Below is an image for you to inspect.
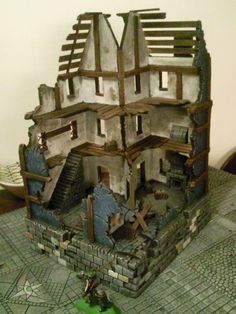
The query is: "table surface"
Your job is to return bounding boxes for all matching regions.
[0,167,236,314]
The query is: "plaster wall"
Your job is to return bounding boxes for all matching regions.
[122,13,150,103]
[83,155,125,195]
[132,148,168,184]
[150,72,177,99]
[85,112,122,148]
[149,107,194,142]
[125,113,151,147]
[59,76,119,108]
[124,72,150,104]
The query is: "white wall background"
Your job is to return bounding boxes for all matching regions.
[0,0,236,167]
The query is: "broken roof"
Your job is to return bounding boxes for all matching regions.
[58,8,203,77]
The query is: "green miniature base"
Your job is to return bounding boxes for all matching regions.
[74,298,121,314]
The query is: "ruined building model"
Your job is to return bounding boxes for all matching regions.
[20,8,212,297]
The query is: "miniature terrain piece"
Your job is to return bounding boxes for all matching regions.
[20,8,212,297]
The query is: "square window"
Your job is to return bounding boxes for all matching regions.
[97,119,106,137]
[159,71,168,91]
[66,77,75,97]
[95,77,104,96]
[134,74,141,94]
[136,115,143,135]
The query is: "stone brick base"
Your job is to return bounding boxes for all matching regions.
[25,197,211,297]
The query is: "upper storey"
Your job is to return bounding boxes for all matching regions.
[27,8,210,121]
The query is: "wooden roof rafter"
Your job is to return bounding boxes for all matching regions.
[59,13,93,74]
[137,11,201,58]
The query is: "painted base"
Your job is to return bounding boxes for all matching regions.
[74,298,120,314]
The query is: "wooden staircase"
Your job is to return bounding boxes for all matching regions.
[49,152,84,211]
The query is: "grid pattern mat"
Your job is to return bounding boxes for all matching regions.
[0,167,236,313]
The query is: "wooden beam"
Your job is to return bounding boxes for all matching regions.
[139,12,166,19]
[66,33,88,40]
[144,30,197,37]
[72,23,91,31]
[59,61,81,72]
[136,212,148,231]
[87,195,95,242]
[185,148,210,167]
[134,15,140,69]
[59,52,83,63]
[149,65,198,75]
[22,171,52,183]
[54,82,61,110]
[176,73,183,99]
[147,39,196,46]
[195,122,210,133]
[44,124,71,139]
[61,42,85,51]
[132,204,151,231]
[129,175,136,209]
[189,170,208,188]
[117,49,125,106]
[142,21,198,28]
[28,195,45,205]
[93,14,101,72]
[187,101,212,113]
[149,48,196,54]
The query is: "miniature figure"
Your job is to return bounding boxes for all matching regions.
[75,270,120,313]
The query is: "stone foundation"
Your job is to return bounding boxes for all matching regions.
[25,197,211,298]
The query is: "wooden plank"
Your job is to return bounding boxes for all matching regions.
[117,49,125,106]
[59,52,83,63]
[124,65,149,77]
[195,122,210,133]
[142,21,198,28]
[139,12,166,19]
[147,39,196,46]
[162,140,192,154]
[54,82,61,110]
[44,124,71,139]
[28,195,44,205]
[72,23,91,31]
[132,204,151,231]
[66,33,88,40]
[185,148,209,167]
[129,175,136,209]
[61,42,85,51]
[176,73,183,99]
[59,61,80,71]
[136,212,148,231]
[187,101,212,113]
[93,14,101,72]
[87,195,95,242]
[77,14,93,21]
[134,15,140,69]
[189,170,208,188]
[149,47,196,54]
[149,65,198,75]
[23,171,52,183]
[144,30,197,37]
